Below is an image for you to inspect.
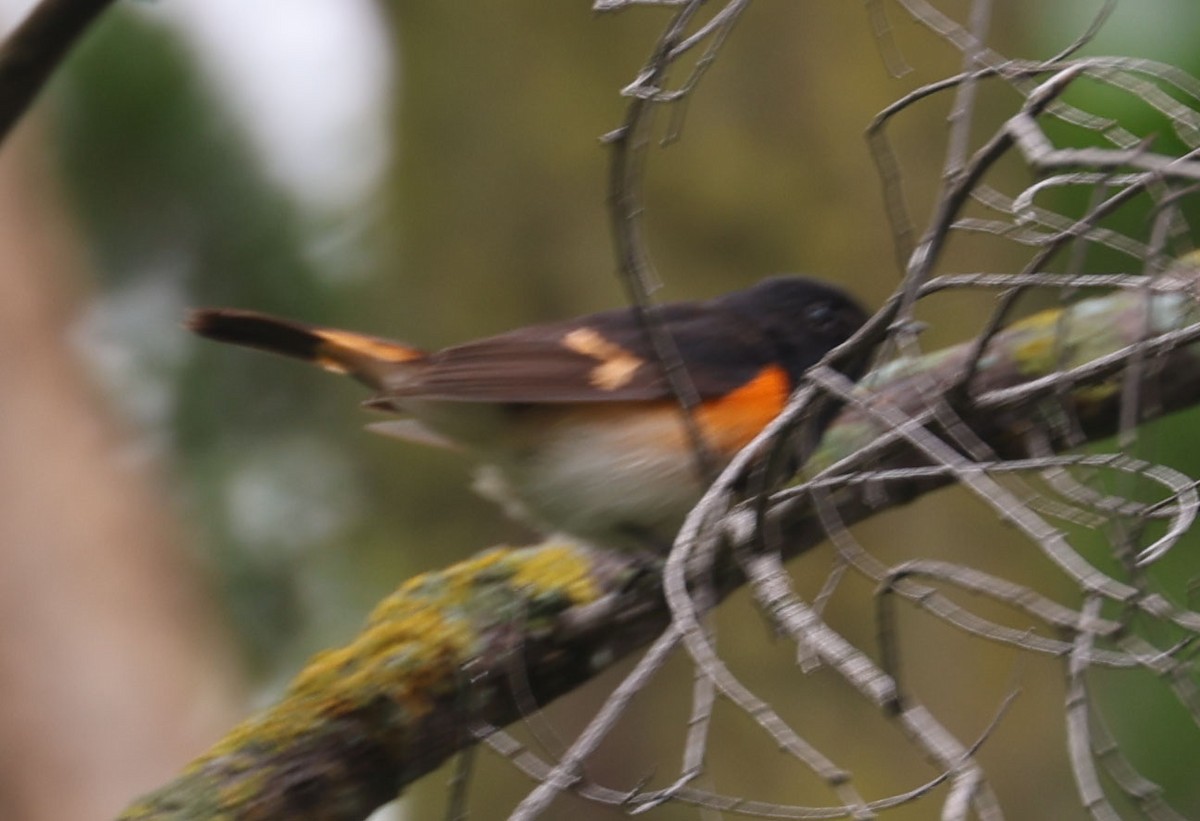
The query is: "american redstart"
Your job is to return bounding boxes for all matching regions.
[188,276,867,549]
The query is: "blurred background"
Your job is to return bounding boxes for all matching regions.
[3,0,1200,818]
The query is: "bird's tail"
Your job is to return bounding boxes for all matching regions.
[187,308,425,389]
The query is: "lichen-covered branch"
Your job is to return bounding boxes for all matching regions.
[120,260,1200,821]
[120,544,664,821]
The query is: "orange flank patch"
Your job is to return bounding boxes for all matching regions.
[313,329,422,373]
[694,365,789,454]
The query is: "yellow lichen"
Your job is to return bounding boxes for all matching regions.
[1074,382,1119,405]
[1007,308,1067,376]
[507,544,601,605]
[1012,334,1058,376]
[183,541,600,776]
[1006,306,1064,335]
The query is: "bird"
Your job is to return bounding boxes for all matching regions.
[188,276,868,550]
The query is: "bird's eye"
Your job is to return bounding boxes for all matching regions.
[803,301,838,331]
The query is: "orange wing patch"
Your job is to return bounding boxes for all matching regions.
[694,365,789,454]
[561,327,644,391]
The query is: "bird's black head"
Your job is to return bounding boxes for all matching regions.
[723,275,870,383]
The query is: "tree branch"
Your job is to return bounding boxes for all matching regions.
[119,258,1200,821]
[0,0,116,145]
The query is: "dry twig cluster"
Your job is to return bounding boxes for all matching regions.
[566,1,1200,818]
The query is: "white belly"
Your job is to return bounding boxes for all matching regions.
[475,404,709,549]
[377,399,714,550]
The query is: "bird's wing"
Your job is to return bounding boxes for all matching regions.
[399,302,782,403]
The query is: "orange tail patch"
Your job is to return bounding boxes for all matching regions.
[308,329,423,374]
[188,309,424,388]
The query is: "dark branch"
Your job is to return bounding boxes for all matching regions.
[0,0,116,145]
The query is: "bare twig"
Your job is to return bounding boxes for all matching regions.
[603,0,735,482]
